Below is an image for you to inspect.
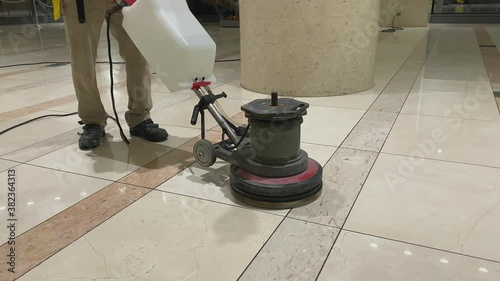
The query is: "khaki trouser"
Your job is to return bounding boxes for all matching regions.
[62,0,152,127]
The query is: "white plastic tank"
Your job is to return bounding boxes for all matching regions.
[122,0,217,92]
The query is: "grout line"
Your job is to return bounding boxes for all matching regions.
[240,29,435,281]
[301,142,339,149]
[397,111,500,123]
[151,188,287,219]
[379,151,500,170]
[285,216,341,230]
[9,184,156,281]
[343,229,500,265]
[236,215,288,281]
[314,30,439,281]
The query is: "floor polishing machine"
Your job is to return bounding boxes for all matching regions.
[120,0,323,208]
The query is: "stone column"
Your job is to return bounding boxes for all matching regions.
[240,0,380,97]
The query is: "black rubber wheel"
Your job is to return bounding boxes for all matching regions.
[194,139,217,167]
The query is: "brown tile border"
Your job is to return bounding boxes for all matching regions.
[475,27,500,94]
[0,67,44,78]
[475,27,496,47]
[0,122,230,280]
[119,130,221,188]
[0,83,126,124]
[0,182,149,281]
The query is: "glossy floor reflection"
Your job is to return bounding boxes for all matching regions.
[1,22,500,281]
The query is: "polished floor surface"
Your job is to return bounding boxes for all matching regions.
[0,22,500,281]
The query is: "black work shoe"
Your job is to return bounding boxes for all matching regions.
[79,124,105,150]
[130,119,168,142]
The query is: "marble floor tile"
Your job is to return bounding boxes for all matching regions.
[214,79,270,100]
[342,111,398,152]
[412,75,493,94]
[301,143,338,167]
[47,88,191,116]
[0,182,150,280]
[382,85,411,95]
[2,128,82,163]
[0,159,18,172]
[402,90,500,121]
[317,230,500,281]
[289,148,378,227]
[152,96,250,129]
[387,70,420,89]
[382,113,500,168]
[0,164,111,244]
[0,110,81,156]
[119,131,221,189]
[0,77,41,91]
[28,126,199,181]
[239,218,339,281]
[151,77,172,93]
[0,82,77,108]
[4,64,72,83]
[154,141,335,214]
[301,106,365,147]
[17,190,282,281]
[345,153,500,261]
[369,93,408,113]
[295,89,380,111]
[0,104,21,115]
[156,160,289,216]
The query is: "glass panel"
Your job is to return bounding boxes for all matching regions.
[433,0,500,14]
[0,0,54,19]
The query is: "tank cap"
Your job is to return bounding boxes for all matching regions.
[241,92,309,121]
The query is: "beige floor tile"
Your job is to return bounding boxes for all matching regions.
[239,218,339,281]
[0,164,111,244]
[301,143,338,167]
[0,82,76,108]
[152,96,251,129]
[289,148,378,227]
[0,77,41,91]
[412,75,493,94]
[345,153,500,261]
[342,111,398,152]
[18,190,282,281]
[0,104,22,115]
[403,90,500,121]
[382,113,500,168]
[156,159,289,216]
[5,64,72,83]
[301,106,365,147]
[0,181,149,280]
[369,93,408,113]
[296,89,380,111]
[0,110,81,156]
[48,89,190,116]
[0,159,18,172]
[157,142,334,215]
[318,231,500,281]
[2,128,82,163]
[213,79,269,100]
[28,126,199,181]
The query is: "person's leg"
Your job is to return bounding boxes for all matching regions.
[63,0,109,149]
[106,0,168,142]
[62,0,108,127]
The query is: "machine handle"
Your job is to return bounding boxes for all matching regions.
[191,105,200,125]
